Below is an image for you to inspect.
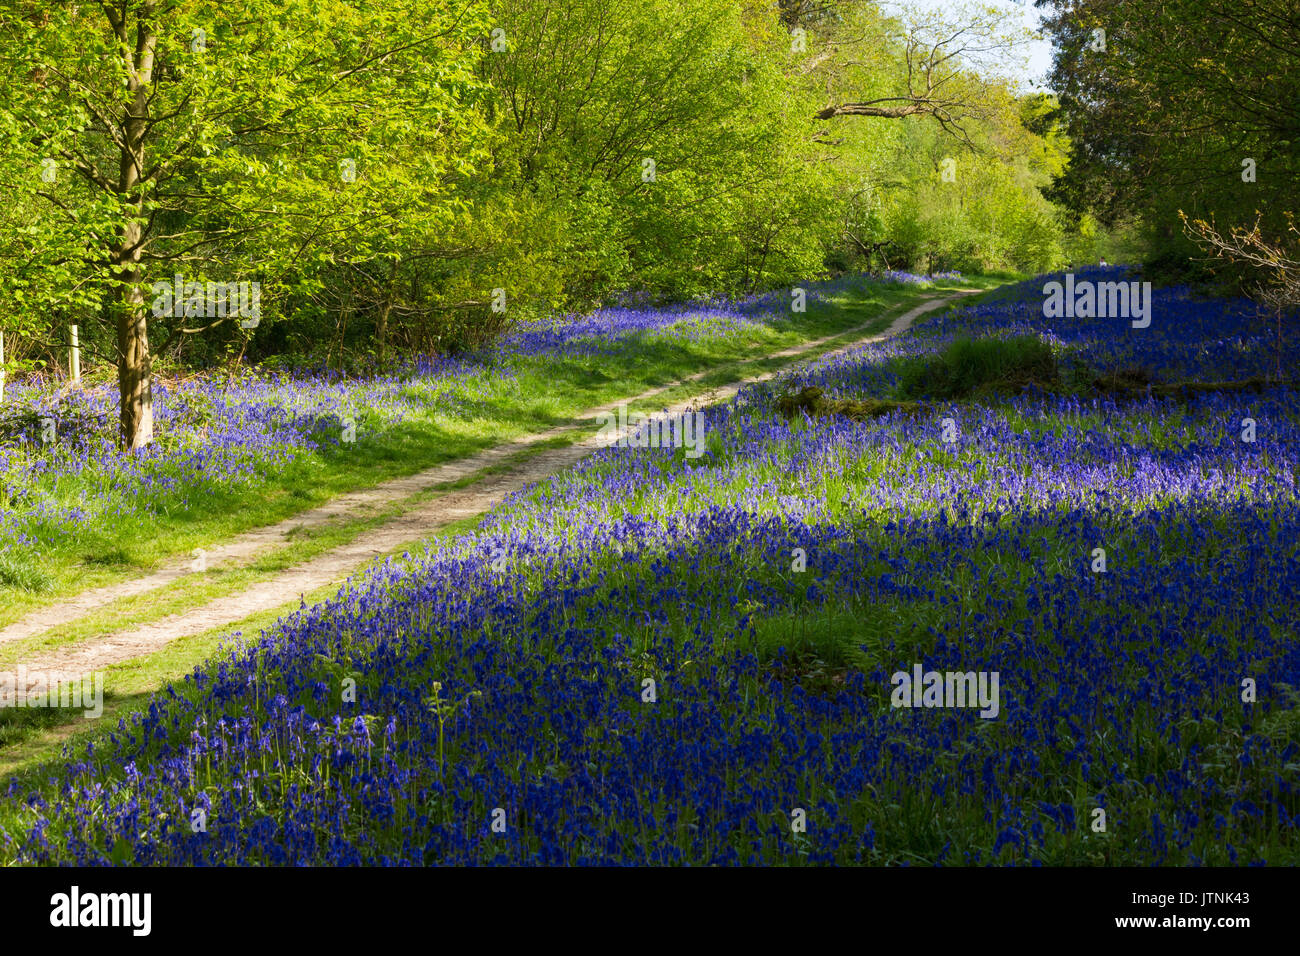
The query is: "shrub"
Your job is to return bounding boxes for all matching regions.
[895,335,1058,399]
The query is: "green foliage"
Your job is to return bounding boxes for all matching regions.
[0,0,1083,386]
[895,335,1059,400]
[800,6,1070,275]
[864,92,1068,275]
[1042,0,1298,282]
[480,0,836,303]
[0,0,496,392]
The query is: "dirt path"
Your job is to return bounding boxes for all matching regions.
[5,291,974,685]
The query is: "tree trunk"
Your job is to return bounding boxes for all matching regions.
[113,240,153,449]
[754,230,774,292]
[111,178,153,449]
[108,6,157,450]
[376,258,399,367]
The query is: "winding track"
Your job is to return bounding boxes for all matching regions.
[3,291,977,687]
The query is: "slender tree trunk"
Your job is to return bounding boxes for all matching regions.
[227,333,249,385]
[375,300,390,367]
[754,230,774,291]
[69,323,80,382]
[108,6,157,450]
[113,235,153,449]
[376,258,399,367]
[336,289,353,373]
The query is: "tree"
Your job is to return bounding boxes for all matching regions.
[1040,0,1300,275]
[480,0,832,302]
[0,0,493,447]
[807,2,1032,152]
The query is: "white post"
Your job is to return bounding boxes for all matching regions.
[69,323,80,383]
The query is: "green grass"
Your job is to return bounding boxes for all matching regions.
[0,550,53,592]
[895,334,1059,400]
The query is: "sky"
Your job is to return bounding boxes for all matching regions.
[880,0,1057,91]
